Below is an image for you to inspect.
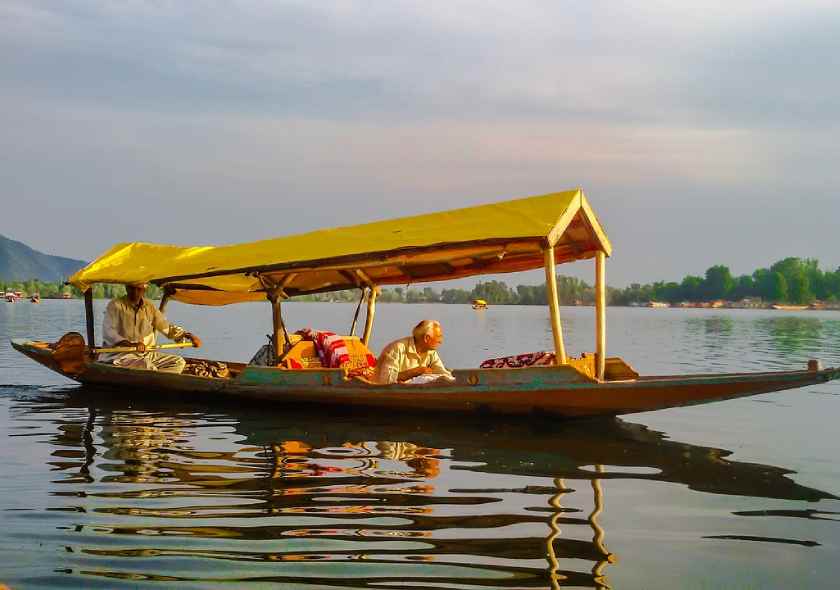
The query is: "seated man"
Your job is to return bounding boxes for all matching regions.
[376,320,453,384]
[101,282,201,373]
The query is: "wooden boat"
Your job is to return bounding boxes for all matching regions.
[771,304,809,311]
[30,293,41,304]
[11,189,840,418]
[471,298,488,310]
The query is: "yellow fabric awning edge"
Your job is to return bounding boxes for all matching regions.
[69,189,612,305]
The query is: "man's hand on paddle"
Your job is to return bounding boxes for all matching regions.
[185,333,202,348]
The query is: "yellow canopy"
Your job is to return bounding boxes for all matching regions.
[69,189,611,305]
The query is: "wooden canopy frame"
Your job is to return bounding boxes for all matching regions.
[72,189,611,379]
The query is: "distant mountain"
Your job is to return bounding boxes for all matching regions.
[0,234,87,282]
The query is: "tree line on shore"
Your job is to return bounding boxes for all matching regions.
[0,280,162,300]
[4,257,838,306]
[613,257,840,306]
[295,257,840,306]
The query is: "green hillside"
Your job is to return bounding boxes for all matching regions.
[0,234,87,282]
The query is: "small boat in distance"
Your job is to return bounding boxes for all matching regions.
[61,292,72,299]
[771,304,809,311]
[645,301,669,308]
[30,293,41,304]
[11,189,840,418]
[472,298,488,310]
[4,292,17,303]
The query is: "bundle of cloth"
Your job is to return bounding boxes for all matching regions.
[183,359,230,378]
[479,351,556,369]
[248,341,275,366]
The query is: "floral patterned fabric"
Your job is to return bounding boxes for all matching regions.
[479,351,556,369]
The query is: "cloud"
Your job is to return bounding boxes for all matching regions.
[1,1,839,284]
[4,1,838,125]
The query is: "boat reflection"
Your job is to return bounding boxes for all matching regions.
[18,390,834,589]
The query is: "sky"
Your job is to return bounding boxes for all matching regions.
[2,0,839,288]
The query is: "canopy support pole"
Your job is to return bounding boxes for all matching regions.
[84,289,95,347]
[543,248,567,365]
[350,288,366,336]
[595,250,606,381]
[362,287,378,346]
[269,294,291,366]
[272,299,282,366]
[258,274,293,365]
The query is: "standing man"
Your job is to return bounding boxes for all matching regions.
[376,320,453,384]
[101,282,201,373]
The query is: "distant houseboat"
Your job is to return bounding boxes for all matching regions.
[727,298,763,309]
[771,304,808,311]
[646,301,669,308]
[471,299,488,310]
[61,292,72,299]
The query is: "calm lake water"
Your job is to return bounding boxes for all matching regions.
[2,300,840,588]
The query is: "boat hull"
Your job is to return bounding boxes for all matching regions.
[11,339,840,418]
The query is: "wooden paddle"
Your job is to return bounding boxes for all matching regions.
[91,342,196,354]
[49,332,197,376]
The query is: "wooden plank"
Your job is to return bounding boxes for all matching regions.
[543,248,567,364]
[354,269,374,287]
[280,273,297,288]
[152,237,534,285]
[339,269,362,288]
[595,250,606,381]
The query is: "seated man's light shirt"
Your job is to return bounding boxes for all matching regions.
[102,297,185,349]
[376,336,452,384]
[101,296,187,371]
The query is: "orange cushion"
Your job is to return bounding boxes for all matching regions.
[281,335,376,378]
[282,341,323,369]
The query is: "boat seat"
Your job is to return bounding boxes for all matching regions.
[566,355,596,380]
[281,335,377,379]
[575,353,640,381]
[281,341,323,369]
[604,357,639,380]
